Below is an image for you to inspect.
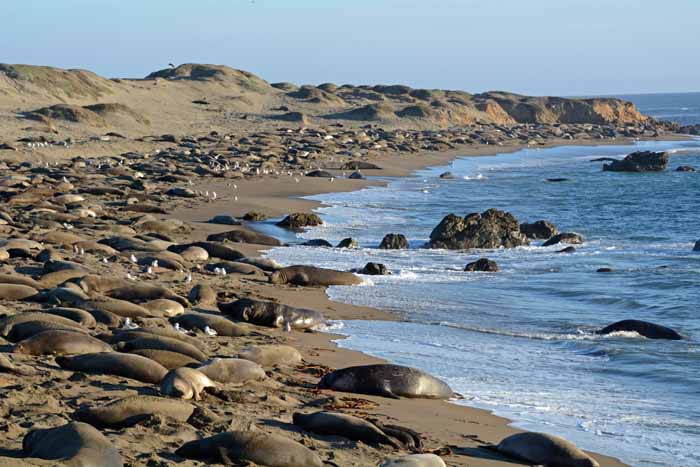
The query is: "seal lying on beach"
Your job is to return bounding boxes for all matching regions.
[237,344,302,367]
[22,421,122,467]
[56,352,169,384]
[595,319,682,340]
[494,432,599,467]
[196,358,266,384]
[293,411,400,447]
[318,364,454,399]
[160,367,217,400]
[219,297,325,330]
[13,330,113,355]
[270,265,362,286]
[74,395,195,428]
[380,454,447,467]
[170,312,249,337]
[175,430,323,467]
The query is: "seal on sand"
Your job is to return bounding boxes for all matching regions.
[128,349,200,370]
[175,430,323,467]
[237,344,302,367]
[74,395,195,428]
[219,297,325,330]
[495,432,600,467]
[380,454,447,467]
[269,265,362,286]
[196,358,266,384]
[116,335,207,361]
[22,422,122,467]
[56,352,168,384]
[293,411,400,447]
[318,364,454,399]
[13,330,113,356]
[595,319,682,340]
[160,367,217,400]
[170,313,248,337]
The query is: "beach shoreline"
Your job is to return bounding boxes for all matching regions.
[168,136,690,467]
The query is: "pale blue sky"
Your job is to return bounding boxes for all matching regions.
[3,0,698,95]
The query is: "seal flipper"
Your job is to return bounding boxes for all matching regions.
[376,383,400,399]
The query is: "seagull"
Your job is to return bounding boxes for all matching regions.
[168,63,175,68]
[204,326,218,336]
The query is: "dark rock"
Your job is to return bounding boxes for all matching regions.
[303,239,332,247]
[306,170,333,178]
[242,211,268,222]
[336,238,359,249]
[358,262,389,275]
[439,171,454,179]
[675,166,695,172]
[520,220,558,239]
[208,215,241,225]
[276,213,323,230]
[464,258,499,272]
[590,157,618,162]
[428,209,529,250]
[341,161,382,170]
[595,319,682,340]
[596,267,613,273]
[543,232,583,247]
[602,151,668,172]
[557,246,576,253]
[693,239,700,251]
[379,233,409,249]
[348,171,364,179]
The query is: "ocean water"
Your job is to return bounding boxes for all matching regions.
[618,92,700,126]
[263,137,700,467]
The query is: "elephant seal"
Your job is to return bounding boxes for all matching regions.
[13,330,113,356]
[109,325,207,352]
[205,261,266,276]
[495,432,599,467]
[318,364,454,399]
[238,344,302,367]
[219,298,326,330]
[0,312,86,336]
[78,275,188,307]
[293,411,399,447]
[595,319,682,340]
[0,352,36,376]
[170,313,248,337]
[160,367,217,400]
[142,299,185,317]
[38,269,89,288]
[380,454,446,467]
[206,228,282,246]
[7,320,89,342]
[188,283,217,306]
[74,395,195,428]
[0,283,38,300]
[270,265,362,287]
[175,430,323,467]
[56,352,168,384]
[0,273,42,289]
[238,256,283,272]
[196,358,266,384]
[81,298,154,319]
[22,421,122,467]
[128,349,200,369]
[169,241,244,262]
[116,335,207,361]
[41,307,97,328]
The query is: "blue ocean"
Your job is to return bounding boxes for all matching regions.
[264,94,700,467]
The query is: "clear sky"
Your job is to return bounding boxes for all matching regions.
[3,0,698,96]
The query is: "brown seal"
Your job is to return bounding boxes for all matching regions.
[74,395,195,428]
[56,352,168,384]
[196,358,266,384]
[237,344,302,367]
[12,330,113,356]
[160,367,217,400]
[269,265,362,286]
[495,432,599,467]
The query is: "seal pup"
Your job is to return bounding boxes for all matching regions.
[22,421,122,467]
[175,430,323,467]
[56,352,168,384]
[318,364,454,399]
[595,319,682,340]
[495,432,600,467]
[74,395,195,428]
[160,367,217,400]
[13,330,113,356]
[196,358,266,384]
[380,454,447,467]
[293,411,400,447]
[270,265,362,286]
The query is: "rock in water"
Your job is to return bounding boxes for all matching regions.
[693,239,700,251]
[542,232,583,247]
[359,262,389,275]
[379,233,408,249]
[675,165,695,172]
[276,212,323,230]
[520,220,558,239]
[602,151,668,172]
[336,237,359,248]
[464,258,499,272]
[428,209,529,249]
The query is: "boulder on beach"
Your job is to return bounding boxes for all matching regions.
[464,258,499,272]
[358,262,390,275]
[520,220,558,239]
[428,209,529,250]
[306,169,333,178]
[303,239,332,247]
[276,213,323,230]
[242,211,268,221]
[348,171,364,179]
[543,232,583,247]
[602,151,668,172]
[379,233,408,249]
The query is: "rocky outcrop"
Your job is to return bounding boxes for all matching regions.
[464,258,499,272]
[603,151,669,172]
[542,232,583,247]
[358,262,390,275]
[693,239,700,251]
[675,166,695,172]
[336,238,358,249]
[276,213,323,230]
[520,220,558,239]
[428,209,529,250]
[303,239,332,247]
[379,234,408,249]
